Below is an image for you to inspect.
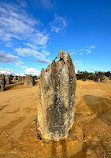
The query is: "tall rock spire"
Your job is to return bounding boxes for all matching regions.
[38,50,76,140]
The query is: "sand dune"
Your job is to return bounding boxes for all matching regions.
[0,80,111,158]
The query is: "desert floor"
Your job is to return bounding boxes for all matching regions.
[0,80,111,158]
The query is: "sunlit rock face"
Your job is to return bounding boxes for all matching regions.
[0,74,5,91]
[38,50,76,140]
[13,76,17,81]
[22,76,25,83]
[18,76,22,82]
[24,75,34,86]
[5,75,10,84]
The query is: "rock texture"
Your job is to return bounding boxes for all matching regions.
[102,76,110,83]
[18,76,22,82]
[13,76,17,81]
[34,76,40,80]
[0,74,5,91]
[38,50,76,140]
[5,75,10,84]
[24,75,34,86]
[22,76,25,83]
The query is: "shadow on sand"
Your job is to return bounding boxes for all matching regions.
[83,95,111,126]
[5,82,24,91]
[51,139,85,158]
[84,95,111,113]
[50,95,111,158]
[83,95,111,157]
[51,140,57,158]
[51,139,68,158]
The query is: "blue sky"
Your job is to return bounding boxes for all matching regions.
[0,0,111,75]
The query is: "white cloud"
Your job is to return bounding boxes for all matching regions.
[15,73,20,76]
[0,68,13,75]
[0,2,49,48]
[75,70,78,74]
[41,50,50,55]
[24,68,40,76]
[74,60,82,65]
[29,59,50,63]
[16,61,24,66]
[0,2,38,41]
[24,43,39,50]
[89,68,97,71]
[0,2,54,66]
[0,51,19,63]
[89,45,96,49]
[79,52,83,55]
[15,48,46,60]
[20,73,25,76]
[5,41,14,47]
[50,15,68,33]
[0,51,24,66]
[31,32,49,47]
[79,45,96,55]
[68,49,76,55]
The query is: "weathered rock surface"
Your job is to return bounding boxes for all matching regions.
[18,76,22,82]
[102,76,110,82]
[38,50,76,140]
[24,75,34,86]
[0,74,5,91]
[13,76,17,81]
[5,75,10,84]
[22,76,25,83]
[34,76,40,80]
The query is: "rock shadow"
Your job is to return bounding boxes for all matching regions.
[34,80,39,85]
[83,95,111,126]
[84,95,111,113]
[5,82,23,90]
[51,139,86,158]
[51,139,68,158]
[60,139,67,158]
[51,140,57,158]
[0,104,9,111]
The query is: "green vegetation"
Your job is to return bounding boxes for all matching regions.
[76,71,111,81]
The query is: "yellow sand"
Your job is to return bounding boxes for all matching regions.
[0,80,111,158]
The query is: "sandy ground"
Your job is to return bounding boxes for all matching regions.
[0,80,111,158]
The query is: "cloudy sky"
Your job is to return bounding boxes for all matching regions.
[0,0,111,75]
